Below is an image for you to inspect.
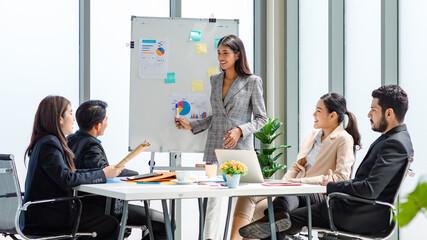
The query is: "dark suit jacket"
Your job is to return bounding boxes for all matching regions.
[22,135,106,235]
[67,130,138,215]
[67,130,138,177]
[327,124,414,235]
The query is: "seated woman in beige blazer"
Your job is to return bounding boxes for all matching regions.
[231,93,361,240]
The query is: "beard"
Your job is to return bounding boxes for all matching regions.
[371,115,388,133]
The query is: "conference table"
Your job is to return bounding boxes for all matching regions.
[75,182,326,240]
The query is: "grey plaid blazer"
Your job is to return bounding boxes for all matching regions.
[191,72,267,163]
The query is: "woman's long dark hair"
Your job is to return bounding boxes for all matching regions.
[25,95,76,172]
[218,35,252,78]
[321,93,361,152]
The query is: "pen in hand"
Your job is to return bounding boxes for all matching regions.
[175,103,179,123]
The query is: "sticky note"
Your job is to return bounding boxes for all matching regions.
[165,72,175,84]
[215,38,221,49]
[192,81,203,92]
[207,67,219,78]
[190,30,202,41]
[196,43,207,54]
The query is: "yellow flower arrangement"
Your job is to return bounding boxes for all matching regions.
[219,160,248,176]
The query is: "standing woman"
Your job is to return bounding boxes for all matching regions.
[21,96,123,239]
[176,35,267,239]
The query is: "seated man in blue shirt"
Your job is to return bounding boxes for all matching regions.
[240,85,414,239]
[68,100,167,240]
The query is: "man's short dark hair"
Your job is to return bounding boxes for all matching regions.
[76,100,108,131]
[372,85,408,123]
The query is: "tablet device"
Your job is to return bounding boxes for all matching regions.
[215,149,264,183]
[127,172,162,181]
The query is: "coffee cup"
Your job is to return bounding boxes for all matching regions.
[205,163,218,178]
[176,171,190,182]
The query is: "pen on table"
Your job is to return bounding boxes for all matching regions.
[175,103,179,123]
[137,182,161,184]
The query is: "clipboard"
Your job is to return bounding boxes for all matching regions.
[115,141,150,168]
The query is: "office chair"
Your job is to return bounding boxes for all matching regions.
[313,156,415,240]
[0,154,96,240]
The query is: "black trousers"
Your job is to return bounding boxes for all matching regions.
[267,193,326,216]
[78,211,120,240]
[124,204,168,239]
[262,194,329,240]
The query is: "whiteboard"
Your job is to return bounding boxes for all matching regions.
[129,17,239,152]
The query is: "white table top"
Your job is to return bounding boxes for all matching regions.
[74,182,326,201]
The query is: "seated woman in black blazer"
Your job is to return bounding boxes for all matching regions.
[22,95,124,239]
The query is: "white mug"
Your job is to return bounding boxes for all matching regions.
[176,171,190,182]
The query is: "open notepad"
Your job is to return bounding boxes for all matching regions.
[115,141,150,168]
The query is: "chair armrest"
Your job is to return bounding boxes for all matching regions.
[20,196,85,236]
[21,195,85,210]
[328,192,376,205]
[326,192,395,232]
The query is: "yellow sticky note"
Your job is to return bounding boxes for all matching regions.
[196,43,207,54]
[207,67,219,78]
[192,81,203,92]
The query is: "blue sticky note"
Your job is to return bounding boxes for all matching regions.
[190,30,202,41]
[165,72,175,84]
[215,38,221,49]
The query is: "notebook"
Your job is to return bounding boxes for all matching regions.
[215,149,264,183]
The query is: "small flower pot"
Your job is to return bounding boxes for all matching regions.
[225,174,241,188]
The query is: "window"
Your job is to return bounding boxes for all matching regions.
[0,0,79,182]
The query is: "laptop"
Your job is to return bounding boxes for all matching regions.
[215,149,264,183]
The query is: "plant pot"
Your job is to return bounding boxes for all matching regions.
[225,174,241,188]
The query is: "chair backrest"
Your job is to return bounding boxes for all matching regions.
[392,156,414,204]
[0,154,23,235]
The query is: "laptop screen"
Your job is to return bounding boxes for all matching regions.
[215,149,264,183]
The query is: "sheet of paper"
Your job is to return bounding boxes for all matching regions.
[192,81,203,92]
[215,38,221,49]
[207,66,219,79]
[138,38,168,79]
[196,43,207,54]
[170,93,210,121]
[190,30,202,41]
[165,72,175,83]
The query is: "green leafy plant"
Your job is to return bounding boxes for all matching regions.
[254,117,291,179]
[397,179,427,227]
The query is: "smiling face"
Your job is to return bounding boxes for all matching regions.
[60,104,75,135]
[217,44,239,72]
[313,99,336,129]
[368,98,388,133]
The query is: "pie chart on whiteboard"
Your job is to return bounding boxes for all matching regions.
[178,101,191,116]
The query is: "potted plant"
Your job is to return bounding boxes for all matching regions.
[220,160,248,188]
[397,179,427,227]
[254,117,291,179]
